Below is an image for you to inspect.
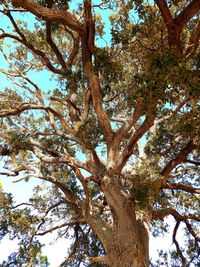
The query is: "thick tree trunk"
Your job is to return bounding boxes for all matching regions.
[101,176,150,267]
[107,216,149,267]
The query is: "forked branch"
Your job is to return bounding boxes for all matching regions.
[155,0,200,51]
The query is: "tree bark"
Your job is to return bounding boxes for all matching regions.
[108,219,149,267]
[101,176,150,267]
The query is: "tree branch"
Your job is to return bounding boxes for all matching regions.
[185,220,200,242]
[186,159,200,166]
[115,115,155,172]
[164,182,200,194]
[0,104,75,135]
[185,21,200,57]
[111,98,144,156]
[36,201,67,231]
[65,28,80,68]
[42,175,83,210]
[46,21,67,70]
[36,221,83,236]
[81,3,114,147]
[0,32,64,74]
[11,202,35,209]
[0,49,45,104]
[175,0,200,27]
[12,0,84,33]
[152,208,200,221]
[84,63,114,146]
[155,0,200,51]
[172,221,186,267]
[160,141,197,182]
[69,162,92,215]
[154,0,174,26]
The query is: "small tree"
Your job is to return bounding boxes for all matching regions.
[0,0,199,266]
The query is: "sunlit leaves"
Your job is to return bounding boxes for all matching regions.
[0,89,22,110]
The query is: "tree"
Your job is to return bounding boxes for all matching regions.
[0,0,199,266]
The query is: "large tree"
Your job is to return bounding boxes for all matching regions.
[0,0,200,266]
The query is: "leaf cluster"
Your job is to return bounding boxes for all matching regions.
[0,89,23,110]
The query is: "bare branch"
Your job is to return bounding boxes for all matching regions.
[155,0,200,30]
[36,221,83,236]
[84,0,95,55]
[40,175,83,210]
[12,202,35,209]
[80,2,114,147]
[110,117,126,123]
[185,220,200,242]
[154,0,199,51]
[186,159,200,166]
[69,162,91,215]
[36,201,68,232]
[74,90,91,132]
[13,174,34,183]
[64,26,80,68]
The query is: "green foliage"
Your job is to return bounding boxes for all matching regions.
[1,241,49,267]
[0,190,49,266]
[76,113,103,148]
[40,134,75,155]
[0,89,22,110]
[7,130,28,148]
[94,47,123,84]
[127,159,161,208]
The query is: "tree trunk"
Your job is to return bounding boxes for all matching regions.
[107,213,149,267]
[167,25,182,53]
[101,176,150,267]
